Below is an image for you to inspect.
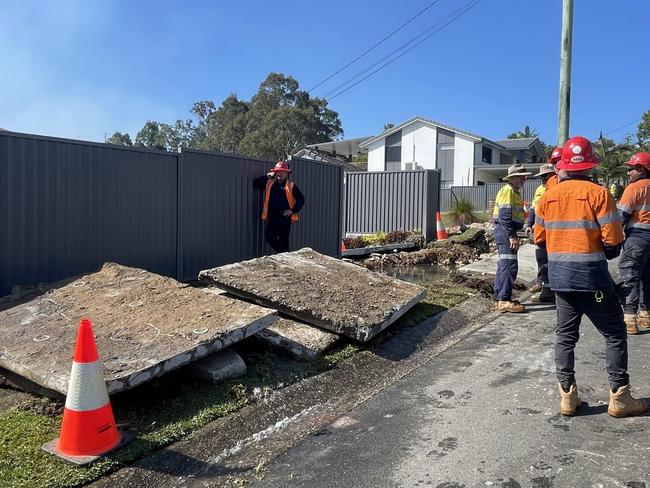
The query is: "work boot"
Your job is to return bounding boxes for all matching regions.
[495,300,526,313]
[528,282,542,293]
[637,310,650,329]
[531,288,555,303]
[624,313,640,335]
[608,384,648,418]
[558,383,580,416]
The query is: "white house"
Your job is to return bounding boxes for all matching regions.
[307,116,546,188]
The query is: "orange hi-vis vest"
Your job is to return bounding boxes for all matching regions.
[262,179,299,223]
[617,179,650,233]
[545,174,559,190]
[534,178,623,291]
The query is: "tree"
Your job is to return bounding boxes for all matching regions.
[637,110,650,151]
[134,121,168,150]
[200,95,249,153]
[507,125,539,139]
[593,134,634,187]
[105,132,132,146]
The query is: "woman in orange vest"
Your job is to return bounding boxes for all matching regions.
[254,161,305,253]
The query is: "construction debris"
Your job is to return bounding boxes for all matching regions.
[257,318,344,361]
[185,349,247,383]
[199,248,426,342]
[0,263,277,396]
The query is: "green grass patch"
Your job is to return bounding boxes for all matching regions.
[440,211,489,228]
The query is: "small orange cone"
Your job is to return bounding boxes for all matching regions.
[43,318,130,465]
[436,212,448,240]
[523,200,530,220]
[341,240,347,252]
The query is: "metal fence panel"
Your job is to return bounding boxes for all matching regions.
[0,132,178,296]
[177,150,343,281]
[345,170,439,241]
[449,186,487,211]
[440,189,452,212]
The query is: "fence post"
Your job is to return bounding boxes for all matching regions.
[423,170,440,242]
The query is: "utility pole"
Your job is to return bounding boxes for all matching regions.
[557,0,574,146]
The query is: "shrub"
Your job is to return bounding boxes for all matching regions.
[450,198,476,226]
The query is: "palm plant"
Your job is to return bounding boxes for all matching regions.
[593,135,634,187]
[507,125,539,139]
[451,198,475,226]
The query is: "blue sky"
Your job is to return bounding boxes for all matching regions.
[1,0,648,146]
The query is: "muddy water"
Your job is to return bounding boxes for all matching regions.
[380,264,452,286]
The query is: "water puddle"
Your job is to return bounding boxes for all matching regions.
[381,264,453,286]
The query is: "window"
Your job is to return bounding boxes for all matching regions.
[437,129,455,188]
[385,130,402,171]
[482,146,492,164]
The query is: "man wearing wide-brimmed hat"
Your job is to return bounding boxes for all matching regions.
[525,163,558,303]
[492,164,533,313]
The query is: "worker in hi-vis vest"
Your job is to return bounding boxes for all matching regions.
[254,161,305,253]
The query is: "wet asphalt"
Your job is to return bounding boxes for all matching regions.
[251,300,650,488]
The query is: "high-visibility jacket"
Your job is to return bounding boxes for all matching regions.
[526,183,546,227]
[534,177,624,292]
[262,179,299,222]
[545,174,559,190]
[493,183,524,237]
[618,178,650,237]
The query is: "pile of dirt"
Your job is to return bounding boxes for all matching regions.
[360,226,492,270]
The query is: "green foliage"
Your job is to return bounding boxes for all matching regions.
[123,73,343,159]
[507,125,538,139]
[638,110,650,151]
[105,132,132,146]
[450,197,475,226]
[593,134,634,187]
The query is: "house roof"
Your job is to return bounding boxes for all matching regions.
[306,136,373,157]
[494,138,539,150]
[359,116,484,149]
[293,148,364,172]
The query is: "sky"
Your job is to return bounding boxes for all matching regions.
[1,0,648,146]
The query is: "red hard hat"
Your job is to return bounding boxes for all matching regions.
[548,147,563,165]
[272,161,292,173]
[557,136,598,171]
[625,152,650,169]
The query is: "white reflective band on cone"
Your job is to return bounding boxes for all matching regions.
[65,361,110,412]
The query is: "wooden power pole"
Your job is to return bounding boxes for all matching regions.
[557,0,574,146]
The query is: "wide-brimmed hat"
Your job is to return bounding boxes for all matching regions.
[503,164,533,180]
[534,163,556,178]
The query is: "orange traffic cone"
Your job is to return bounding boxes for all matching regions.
[436,212,448,240]
[43,318,130,465]
[341,240,347,252]
[523,200,530,220]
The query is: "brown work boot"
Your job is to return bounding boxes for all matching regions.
[495,300,526,313]
[608,384,648,418]
[637,310,650,329]
[528,282,542,293]
[531,288,555,303]
[624,313,640,335]
[558,383,581,416]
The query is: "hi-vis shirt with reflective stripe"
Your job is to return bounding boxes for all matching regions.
[534,179,623,292]
[617,179,650,234]
[492,183,524,236]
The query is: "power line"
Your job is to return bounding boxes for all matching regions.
[307,0,443,93]
[604,117,641,136]
[322,0,478,100]
[327,0,483,101]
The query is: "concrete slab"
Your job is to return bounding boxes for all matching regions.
[185,349,246,383]
[458,243,538,284]
[199,248,426,342]
[0,263,277,396]
[342,242,417,258]
[257,318,344,361]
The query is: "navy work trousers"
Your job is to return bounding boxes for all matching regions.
[493,225,518,301]
[535,243,550,288]
[555,289,629,391]
[619,235,650,314]
[265,216,292,253]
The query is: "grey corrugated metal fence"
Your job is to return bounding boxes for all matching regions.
[178,150,343,281]
[345,170,440,241]
[0,131,343,296]
[441,179,542,213]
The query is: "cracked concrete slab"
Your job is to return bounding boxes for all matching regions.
[199,248,426,342]
[257,318,344,361]
[0,263,277,396]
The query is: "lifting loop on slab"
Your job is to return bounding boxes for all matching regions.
[72,281,87,288]
[33,335,50,342]
[193,328,208,334]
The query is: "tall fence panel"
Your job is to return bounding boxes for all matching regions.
[177,150,343,281]
[345,170,440,241]
[0,132,178,296]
